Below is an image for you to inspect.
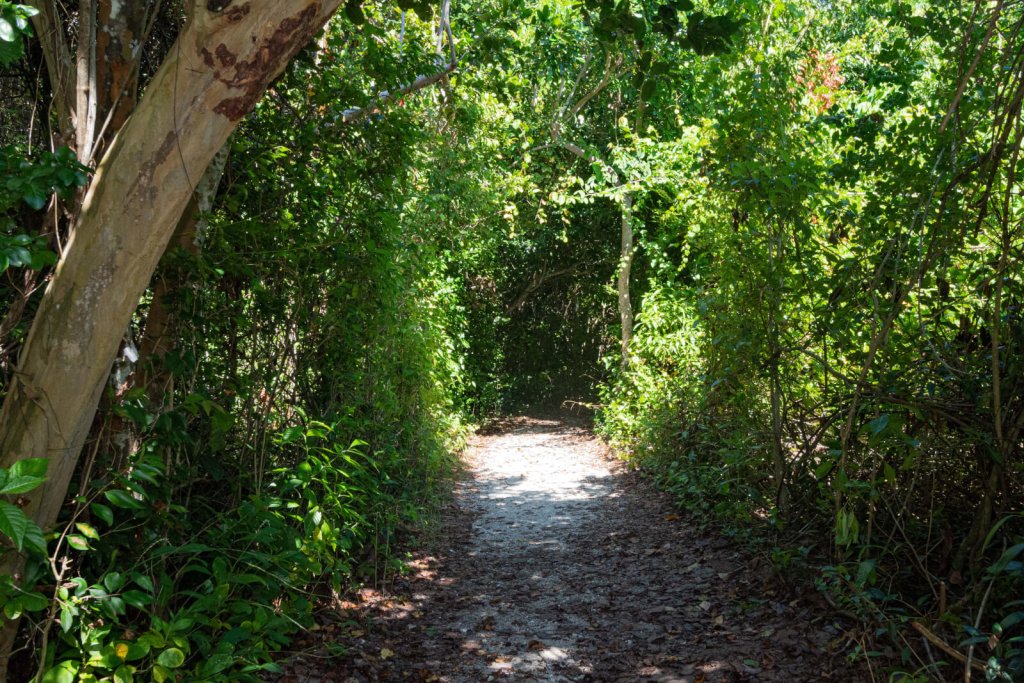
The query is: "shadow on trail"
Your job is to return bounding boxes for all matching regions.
[276,413,863,683]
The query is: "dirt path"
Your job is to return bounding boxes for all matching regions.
[281,415,862,682]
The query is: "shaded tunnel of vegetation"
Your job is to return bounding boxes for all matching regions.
[0,0,1022,681]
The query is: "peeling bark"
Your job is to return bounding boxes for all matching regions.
[0,3,343,677]
[136,142,230,406]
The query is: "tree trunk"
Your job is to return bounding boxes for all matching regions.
[618,193,634,370]
[136,142,230,406]
[0,3,343,677]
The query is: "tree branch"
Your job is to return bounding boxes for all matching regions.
[75,0,98,163]
[28,0,74,141]
[569,52,624,118]
[340,61,457,124]
[507,264,582,313]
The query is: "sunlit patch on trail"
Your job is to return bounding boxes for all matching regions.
[284,415,863,682]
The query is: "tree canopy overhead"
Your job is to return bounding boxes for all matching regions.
[0,0,1022,680]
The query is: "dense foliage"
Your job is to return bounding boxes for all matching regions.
[0,5,477,680]
[0,0,1022,681]
[596,1,1024,679]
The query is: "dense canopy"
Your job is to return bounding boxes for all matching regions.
[0,0,1022,680]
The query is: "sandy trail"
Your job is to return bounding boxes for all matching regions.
[281,414,861,682]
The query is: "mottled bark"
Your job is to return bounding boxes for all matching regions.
[136,143,230,405]
[0,3,343,677]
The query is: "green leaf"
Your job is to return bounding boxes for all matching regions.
[103,571,124,592]
[29,249,58,269]
[10,457,47,478]
[0,457,47,494]
[122,590,152,608]
[20,586,46,608]
[67,534,90,551]
[41,661,78,683]
[91,502,114,526]
[23,523,46,555]
[130,573,154,592]
[60,605,74,632]
[813,458,833,479]
[278,425,304,444]
[105,489,143,509]
[2,599,21,619]
[199,653,234,677]
[4,592,47,618]
[22,191,47,210]
[0,474,45,494]
[867,414,890,435]
[76,522,100,540]
[125,641,150,661]
[138,633,165,650]
[344,0,365,24]
[988,543,1024,576]
[102,595,126,618]
[0,500,30,549]
[0,34,22,66]
[0,17,15,42]
[996,611,1024,633]
[156,647,186,669]
[113,665,133,683]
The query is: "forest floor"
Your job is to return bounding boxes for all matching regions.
[276,412,868,682]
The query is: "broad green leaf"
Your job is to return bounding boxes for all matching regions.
[76,522,100,540]
[91,502,114,526]
[156,647,186,669]
[0,500,30,549]
[67,535,90,551]
[130,573,154,592]
[122,590,152,608]
[0,474,45,494]
[10,457,47,478]
[19,592,48,611]
[103,571,124,592]
[41,661,78,683]
[0,17,15,42]
[199,653,234,677]
[105,489,143,509]
[59,605,74,632]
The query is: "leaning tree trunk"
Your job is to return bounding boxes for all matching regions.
[0,2,343,677]
[618,193,635,370]
[135,143,231,407]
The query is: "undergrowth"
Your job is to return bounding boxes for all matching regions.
[2,408,463,683]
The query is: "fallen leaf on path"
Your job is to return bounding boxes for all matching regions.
[527,639,545,651]
[379,648,395,660]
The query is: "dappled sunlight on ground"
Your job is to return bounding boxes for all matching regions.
[273,412,864,682]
